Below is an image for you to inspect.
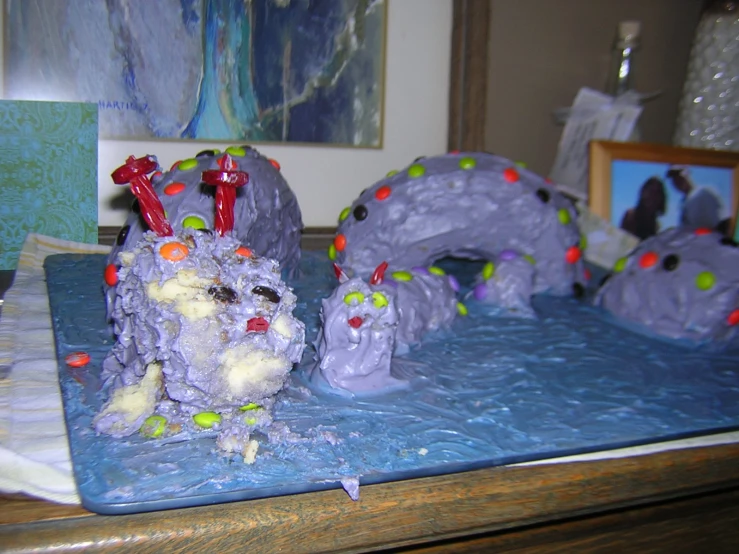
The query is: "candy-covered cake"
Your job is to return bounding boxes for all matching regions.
[595,227,739,349]
[97,153,305,459]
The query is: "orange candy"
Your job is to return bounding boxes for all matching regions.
[159,241,189,261]
[269,158,281,171]
[104,263,118,286]
[235,245,253,257]
[65,351,91,368]
[334,234,347,252]
[164,182,186,195]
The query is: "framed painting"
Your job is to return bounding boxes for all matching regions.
[589,140,739,241]
[3,0,386,146]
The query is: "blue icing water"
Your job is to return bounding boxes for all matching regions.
[45,251,739,514]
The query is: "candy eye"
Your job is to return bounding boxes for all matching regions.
[343,291,365,305]
[209,285,238,304]
[252,286,280,303]
[354,204,368,221]
[372,292,388,308]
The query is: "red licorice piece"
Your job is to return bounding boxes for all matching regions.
[112,155,173,237]
[202,154,249,235]
[370,261,389,285]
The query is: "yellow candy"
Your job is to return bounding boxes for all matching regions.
[557,208,571,225]
[372,291,388,308]
[344,291,365,305]
[428,266,445,276]
[239,403,261,411]
[391,270,413,282]
[140,415,167,438]
[225,145,246,157]
[193,411,222,429]
[178,158,198,171]
[339,207,351,222]
[482,261,495,281]
[328,243,337,261]
[614,257,627,273]
[456,302,468,316]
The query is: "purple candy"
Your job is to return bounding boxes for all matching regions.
[499,249,519,261]
[473,282,488,300]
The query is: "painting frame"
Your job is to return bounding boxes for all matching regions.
[589,140,739,240]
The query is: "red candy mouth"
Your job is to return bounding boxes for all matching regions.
[246,317,269,332]
[348,316,363,329]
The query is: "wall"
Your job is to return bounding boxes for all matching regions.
[484,0,704,177]
[0,0,453,228]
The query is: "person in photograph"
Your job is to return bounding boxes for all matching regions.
[666,165,731,235]
[620,176,667,240]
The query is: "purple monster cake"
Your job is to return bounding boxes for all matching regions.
[97,152,305,460]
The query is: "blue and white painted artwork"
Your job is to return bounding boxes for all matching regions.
[4,0,385,146]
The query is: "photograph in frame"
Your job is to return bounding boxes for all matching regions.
[589,141,739,242]
[3,0,386,146]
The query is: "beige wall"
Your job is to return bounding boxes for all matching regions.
[485,0,704,176]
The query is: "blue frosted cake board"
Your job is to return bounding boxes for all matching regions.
[45,251,739,515]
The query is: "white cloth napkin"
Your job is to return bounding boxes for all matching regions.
[0,233,109,504]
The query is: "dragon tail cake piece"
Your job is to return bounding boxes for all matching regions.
[96,156,305,459]
[594,227,739,349]
[313,262,463,394]
[329,152,587,298]
[105,145,303,319]
[470,250,539,318]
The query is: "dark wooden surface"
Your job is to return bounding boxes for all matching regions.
[1,442,739,552]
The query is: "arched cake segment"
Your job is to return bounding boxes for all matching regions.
[594,228,739,349]
[332,152,585,296]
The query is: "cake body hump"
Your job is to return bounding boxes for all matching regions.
[330,152,586,298]
[595,227,739,349]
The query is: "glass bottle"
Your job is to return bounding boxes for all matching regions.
[673,0,739,150]
[605,21,641,97]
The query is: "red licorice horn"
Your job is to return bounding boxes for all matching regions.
[333,263,349,283]
[112,155,173,237]
[202,154,249,236]
[370,261,389,285]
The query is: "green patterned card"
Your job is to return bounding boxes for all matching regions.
[0,100,98,269]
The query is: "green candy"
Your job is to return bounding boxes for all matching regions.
[344,291,365,305]
[391,270,413,282]
[244,417,257,425]
[407,164,426,178]
[459,157,476,170]
[372,291,389,308]
[613,257,627,273]
[386,169,399,177]
[428,266,445,276]
[557,208,571,225]
[182,215,206,230]
[239,403,261,411]
[178,158,198,171]
[695,271,716,291]
[328,244,337,261]
[580,233,588,250]
[193,411,222,429]
[339,207,351,222]
[140,415,167,438]
[456,302,468,316]
[226,145,246,157]
[523,254,536,265]
[482,261,495,281]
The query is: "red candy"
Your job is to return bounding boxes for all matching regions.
[728,309,739,327]
[375,185,391,200]
[348,316,363,329]
[639,251,659,269]
[164,182,186,196]
[565,246,582,264]
[104,263,118,286]
[503,167,519,183]
[65,351,91,368]
[269,158,281,171]
[694,228,713,236]
[246,317,269,332]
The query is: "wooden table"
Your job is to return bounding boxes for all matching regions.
[2,442,739,552]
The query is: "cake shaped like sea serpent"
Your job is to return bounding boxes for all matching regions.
[329,152,587,297]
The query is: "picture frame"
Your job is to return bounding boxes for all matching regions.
[589,140,739,241]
